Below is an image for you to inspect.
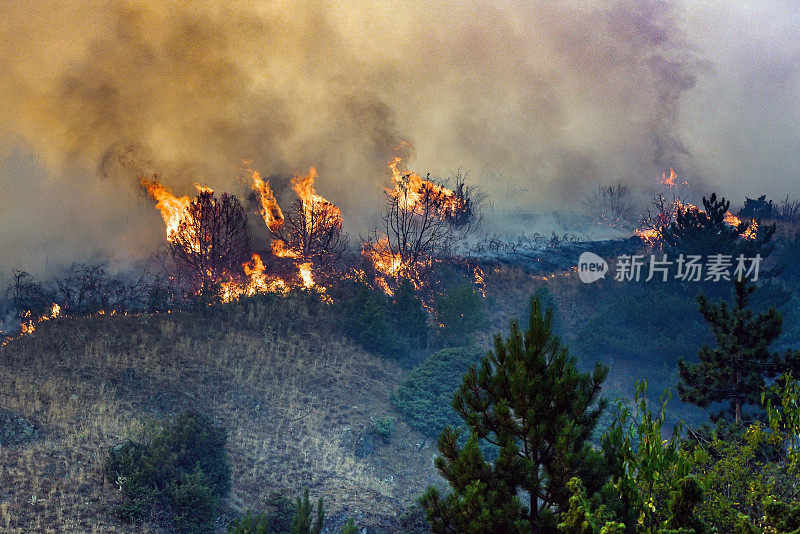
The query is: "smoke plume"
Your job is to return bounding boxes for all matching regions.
[0,0,798,274]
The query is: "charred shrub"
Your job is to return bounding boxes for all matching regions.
[392,346,483,437]
[105,412,231,533]
[584,181,637,228]
[775,196,800,223]
[740,195,774,220]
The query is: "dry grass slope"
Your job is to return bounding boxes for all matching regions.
[0,294,441,533]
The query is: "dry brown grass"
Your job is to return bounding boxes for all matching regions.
[0,294,441,532]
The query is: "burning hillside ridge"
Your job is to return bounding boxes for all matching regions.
[1,152,786,348]
[634,168,759,247]
[136,152,484,312]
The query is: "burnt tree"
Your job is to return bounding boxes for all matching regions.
[364,170,483,279]
[169,190,251,291]
[270,197,346,268]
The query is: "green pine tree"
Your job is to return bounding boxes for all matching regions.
[420,296,609,532]
[340,518,358,534]
[678,280,800,425]
[290,489,323,534]
[663,193,775,258]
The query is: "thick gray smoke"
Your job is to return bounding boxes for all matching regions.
[0,0,798,275]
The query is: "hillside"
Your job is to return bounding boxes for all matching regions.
[0,295,441,533]
[1,240,798,532]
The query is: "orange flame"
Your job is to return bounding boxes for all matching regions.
[2,303,62,345]
[298,262,314,288]
[140,176,192,238]
[140,176,214,251]
[219,253,292,302]
[387,157,465,217]
[724,212,759,240]
[636,169,757,244]
[139,177,214,237]
[473,266,486,297]
[250,166,340,284]
[291,167,343,237]
[660,168,677,188]
[249,168,284,233]
[363,236,403,278]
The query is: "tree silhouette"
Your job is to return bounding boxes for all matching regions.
[169,190,251,292]
[363,169,484,285]
[270,197,346,269]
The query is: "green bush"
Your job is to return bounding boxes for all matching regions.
[371,415,396,444]
[391,278,429,346]
[433,282,487,345]
[329,278,428,360]
[392,346,483,437]
[105,412,231,533]
[229,490,359,534]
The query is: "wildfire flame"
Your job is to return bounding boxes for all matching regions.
[291,167,343,240]
[387,157,465,218]
[2,302,62,346]
[250,166,341,288]
[298,262,315,288]
[363,236,403,278]
[660,168,677,188]
[635,170,758,245]
[363,155,466,293]
[140,176,213,240]
[219,253,290,302]
[249,168,284,233]
[473,266,486,297]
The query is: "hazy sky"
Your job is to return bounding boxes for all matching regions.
[0,0,798,275]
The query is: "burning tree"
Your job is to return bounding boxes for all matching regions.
[141,176,251,293]
[636,190,688,246]
[663,193,774,259]
[635,169,762,250]
[363,158,484,289]
[6,269,52,319]
[270,169,345,267]
[251,168,346,284]
[169,190,251,291]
